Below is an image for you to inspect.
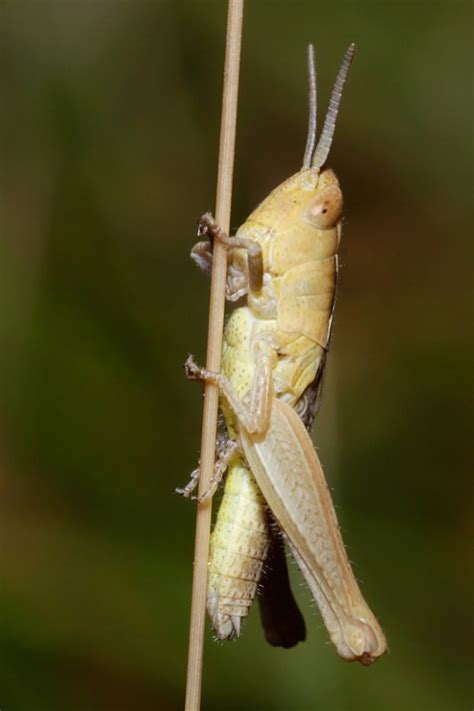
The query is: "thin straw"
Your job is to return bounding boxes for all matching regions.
[184,2,244,710]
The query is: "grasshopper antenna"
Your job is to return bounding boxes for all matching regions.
[312,43,355,169]
[302,44,317,169]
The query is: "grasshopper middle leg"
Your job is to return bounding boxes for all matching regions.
[176,438,238,501]
[185,348,275,435]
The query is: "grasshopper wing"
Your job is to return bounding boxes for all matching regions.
[240,399,387,664]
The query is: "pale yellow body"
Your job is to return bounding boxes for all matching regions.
[204,165,386,662]
[184,42,387,662]
[188,160,387,668]
[207,169,338,639]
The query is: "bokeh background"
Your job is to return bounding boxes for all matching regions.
[1,1,472,710]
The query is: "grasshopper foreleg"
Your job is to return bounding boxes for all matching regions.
[195,212,263,295]
[176,439,239,501]
[185,346,275,436]
[191,239,249,302]
[190,240,213,276]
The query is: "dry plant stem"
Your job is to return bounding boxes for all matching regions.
[184,2,244,710]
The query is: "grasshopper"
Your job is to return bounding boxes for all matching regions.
[179,44,387,664]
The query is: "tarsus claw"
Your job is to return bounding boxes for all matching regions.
[184,354,203,381]
[197,212,214,238]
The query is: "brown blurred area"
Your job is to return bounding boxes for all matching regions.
[1,2,472,710]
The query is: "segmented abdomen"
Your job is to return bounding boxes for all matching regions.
[207,454,270,639]
[207,306,324,639]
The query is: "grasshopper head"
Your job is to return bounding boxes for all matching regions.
[300,167,343,231]
[267,165,342,231]
[265,42,354,243]
[252,166,344,272]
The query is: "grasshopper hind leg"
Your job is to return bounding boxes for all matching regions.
[258,525,306,648]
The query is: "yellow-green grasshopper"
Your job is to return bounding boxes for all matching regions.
[179,44,387,664]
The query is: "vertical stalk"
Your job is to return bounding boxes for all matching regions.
[184,2,244,710]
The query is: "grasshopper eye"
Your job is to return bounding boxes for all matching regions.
[307,185,343,229]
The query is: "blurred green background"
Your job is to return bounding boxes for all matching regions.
[1,1,472,710]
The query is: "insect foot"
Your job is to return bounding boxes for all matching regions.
[197,212,216,238]
[175,466,200,498]
[184,354,205,381]
[184,355,221,388]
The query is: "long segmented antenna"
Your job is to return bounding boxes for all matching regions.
[302,44,317,168]
[312,43,355,169]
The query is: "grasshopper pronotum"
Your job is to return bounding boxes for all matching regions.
[179,44,387,664]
